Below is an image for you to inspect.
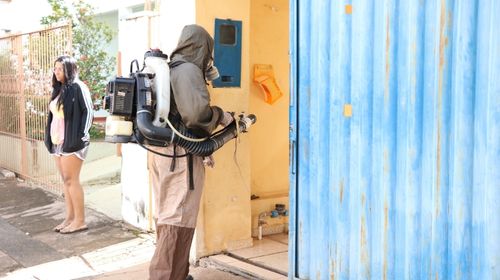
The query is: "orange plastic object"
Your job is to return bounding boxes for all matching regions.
[253,64,283,105]
[345,4,353,14]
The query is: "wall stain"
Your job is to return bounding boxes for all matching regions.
[330,258,335,280]
[384,149,390,175]
[383,200,388,280]
[360,216,370,278]
[436,0,448,218]
[339,179,344,204]
[385,13,391,102]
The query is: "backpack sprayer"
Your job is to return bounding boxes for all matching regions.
[103,49,256,157]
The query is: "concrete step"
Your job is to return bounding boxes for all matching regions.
[85,184,122,221]
[81,155,122,186]
[203,255,287,280]
[0,168,16,181]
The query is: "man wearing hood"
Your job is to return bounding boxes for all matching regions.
[147,25,233,280]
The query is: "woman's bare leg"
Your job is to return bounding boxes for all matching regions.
[59,154,86,232]
[53,156,74,231]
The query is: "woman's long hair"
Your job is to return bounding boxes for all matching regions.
[51,55,78,109]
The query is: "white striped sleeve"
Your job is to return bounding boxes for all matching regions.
[77,80,93,142]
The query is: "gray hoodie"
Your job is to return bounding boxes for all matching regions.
[169,25,223,137]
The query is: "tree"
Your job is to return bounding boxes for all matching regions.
[41,0,115,107]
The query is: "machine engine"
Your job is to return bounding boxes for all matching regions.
[103,49,256,157]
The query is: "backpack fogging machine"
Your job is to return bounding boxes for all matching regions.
[102,49,256,157]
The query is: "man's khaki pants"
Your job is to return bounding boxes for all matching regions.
[147,145,204,280]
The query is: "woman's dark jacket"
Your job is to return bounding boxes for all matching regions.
[44,80,93,153]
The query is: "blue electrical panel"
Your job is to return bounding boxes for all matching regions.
[212,19,242,88]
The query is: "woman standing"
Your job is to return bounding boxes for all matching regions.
[44,55,93,234]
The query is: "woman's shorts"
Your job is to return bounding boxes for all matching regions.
[51,144,89,161]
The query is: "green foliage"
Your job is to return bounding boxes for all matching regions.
[89,123,105,140]
[41,0,115,106]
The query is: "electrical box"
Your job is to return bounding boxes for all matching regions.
[212,19,242,88]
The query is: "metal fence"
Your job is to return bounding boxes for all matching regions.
[0,24,72,193]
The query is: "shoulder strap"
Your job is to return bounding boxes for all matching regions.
[168,60,186,69]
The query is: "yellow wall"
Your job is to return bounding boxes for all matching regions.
[195,0,253,257]
[194,0,289,257]
[249,0,289,214]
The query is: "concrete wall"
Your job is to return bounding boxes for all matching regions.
[0,0,51,33]
[119,0,196,232]
[193,0,290,256]
[0,0,143,35]
[195,0,253,256]
[248,0,289,222]
[158,0,195,55]
[94,10,119,75]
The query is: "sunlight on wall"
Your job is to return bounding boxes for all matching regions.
[0,0,51,33]
[248,0,290,242]
[195,0,253,257]
[193,0,290,258]
[249,0,289,198]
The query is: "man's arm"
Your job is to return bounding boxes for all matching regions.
[170,63,223,135]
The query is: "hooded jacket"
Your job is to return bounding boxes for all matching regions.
[44,80,93,153]
[168,24,224,138]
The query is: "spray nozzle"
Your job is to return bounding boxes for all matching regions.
[237,113,257,132]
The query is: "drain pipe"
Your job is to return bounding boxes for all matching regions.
[257,211,269,240]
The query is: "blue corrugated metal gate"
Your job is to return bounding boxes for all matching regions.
[289,0,499,279]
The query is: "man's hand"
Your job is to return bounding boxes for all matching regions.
[220,111,234,127]
[203,155,215,168]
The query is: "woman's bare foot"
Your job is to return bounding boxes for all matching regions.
[59,222,88,234]
[53,220,72,232]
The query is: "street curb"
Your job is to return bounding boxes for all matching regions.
[0,168,16,180]
[202,255,287,280]
[1,234,155,280]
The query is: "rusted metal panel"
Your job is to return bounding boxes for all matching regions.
[289,0,499,279]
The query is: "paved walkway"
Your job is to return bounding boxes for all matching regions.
[0,169,250,280]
